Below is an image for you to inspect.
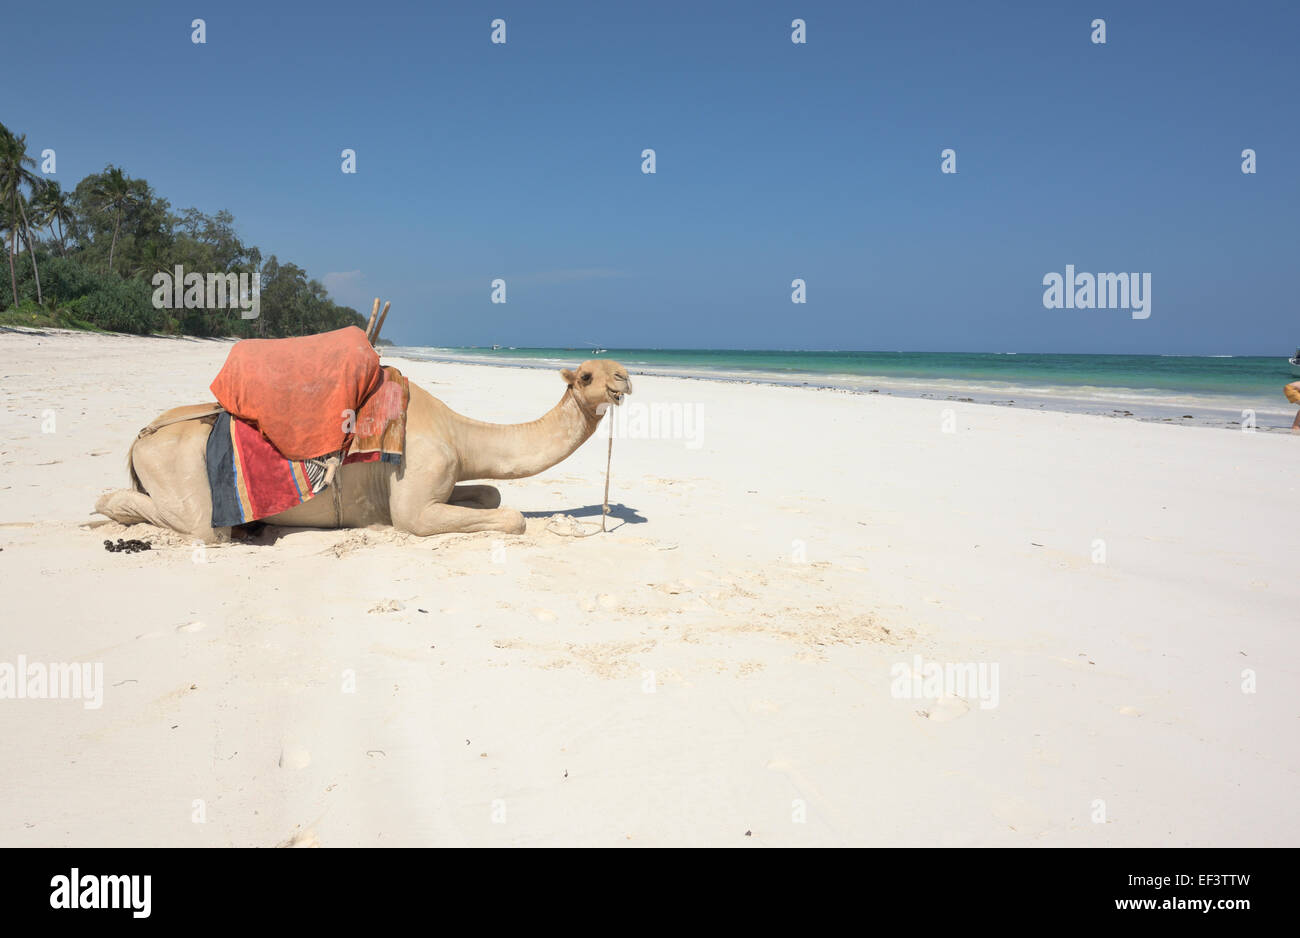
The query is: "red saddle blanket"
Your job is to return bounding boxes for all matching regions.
[209,326,382,460]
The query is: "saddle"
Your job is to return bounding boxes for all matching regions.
[209,325,382,460]
[206,365,409,528]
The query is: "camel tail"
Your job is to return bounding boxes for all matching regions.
[126,434,145,493]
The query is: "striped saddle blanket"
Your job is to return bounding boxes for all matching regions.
[206,366,409,527]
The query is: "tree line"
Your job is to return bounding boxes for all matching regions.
[0,121,367,337]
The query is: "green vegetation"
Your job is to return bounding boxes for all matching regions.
[0,121,366,337]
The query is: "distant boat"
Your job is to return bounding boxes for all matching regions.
[592,348,607,355]
[1290,348,1300,376]
[491,344,501,350]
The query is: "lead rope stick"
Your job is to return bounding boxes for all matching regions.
[602,429,613,532]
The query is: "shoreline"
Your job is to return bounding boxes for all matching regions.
[391,348,1299,433]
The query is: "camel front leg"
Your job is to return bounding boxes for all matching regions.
[400,500,525,536]
[448,484,501,508]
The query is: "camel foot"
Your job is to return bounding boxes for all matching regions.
[95,489,154,525]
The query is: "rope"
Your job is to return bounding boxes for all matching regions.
[332,460,343,528]
[136,405,226,438]
[544,516,604,538]
[302,453,345,528]
[545,426,615,538]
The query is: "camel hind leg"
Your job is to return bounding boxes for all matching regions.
[95,488,190,533]
[95,416,229,544]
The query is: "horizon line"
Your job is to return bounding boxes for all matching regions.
[392,345,1292,359]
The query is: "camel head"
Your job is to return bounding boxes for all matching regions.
[561,359,632,416]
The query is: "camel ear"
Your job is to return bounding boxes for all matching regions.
[560,368,577,385]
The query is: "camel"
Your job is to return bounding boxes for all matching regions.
[94,360,632,542]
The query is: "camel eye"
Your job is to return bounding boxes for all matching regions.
[581,372,592,384]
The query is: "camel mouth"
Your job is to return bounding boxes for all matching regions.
[606,378,630,406]
[606,383,631,405]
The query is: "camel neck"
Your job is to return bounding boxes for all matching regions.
[452,387,602,482]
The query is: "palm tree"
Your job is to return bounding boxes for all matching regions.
[14,192,42,304]
[34,180,73,256]
[91,166,138,275]
[0,202,12,307]
[0,126,15,305]
[0,125,25,306]
[0,125,43,305]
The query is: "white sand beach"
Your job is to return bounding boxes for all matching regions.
[1,330,1297,847]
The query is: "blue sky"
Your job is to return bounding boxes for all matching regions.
[7,0,1298,353]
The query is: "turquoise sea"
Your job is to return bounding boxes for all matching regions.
[394,347,1300,430]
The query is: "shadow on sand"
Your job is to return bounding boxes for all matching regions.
[522,502,647,525]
